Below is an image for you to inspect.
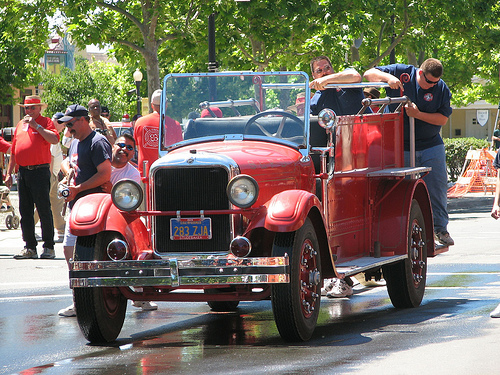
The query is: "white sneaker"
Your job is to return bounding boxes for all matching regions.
[491,303,500,318]
[321,278,336,296]
[132,301,158,311]
[326,279,353,298]
[58,304,76,317]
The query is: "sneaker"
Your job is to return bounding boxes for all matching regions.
[321,278,336,296]
[435,231,454,246]
[132,301,158,311]
[58,304,76,317]
[40,247,55,259]
[35,233,42,241]
[491,303,500,318]
[326,279,353,298]
[13,248,37,259]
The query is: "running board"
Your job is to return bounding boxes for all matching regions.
[335,255,408,277]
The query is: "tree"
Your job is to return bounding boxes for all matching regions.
[61,0,203,106]
[0,0,54,104]
[40,57,136,121]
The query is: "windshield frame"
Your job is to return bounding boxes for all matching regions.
[159,71,311,158]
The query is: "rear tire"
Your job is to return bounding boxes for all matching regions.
[383,199,427,308]
[73,232,127,343]
[271,218,321,341]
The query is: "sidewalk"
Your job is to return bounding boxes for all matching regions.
[0,189,68,293]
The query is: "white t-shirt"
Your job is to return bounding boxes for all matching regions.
[110,162,141,185]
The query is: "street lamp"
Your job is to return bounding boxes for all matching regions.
[133,68,143,116]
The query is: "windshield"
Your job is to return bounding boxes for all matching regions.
[159,71,310,152]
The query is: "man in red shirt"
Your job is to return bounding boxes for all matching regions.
[5,96,59,259]
[134,89,182,176]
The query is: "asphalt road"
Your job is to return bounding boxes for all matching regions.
[1,192,500,374]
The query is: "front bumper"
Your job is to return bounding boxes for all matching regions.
[69,255,289,288]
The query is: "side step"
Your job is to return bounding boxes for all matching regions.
[335,255,407,277]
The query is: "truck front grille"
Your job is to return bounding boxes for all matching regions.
[153,167,230,253]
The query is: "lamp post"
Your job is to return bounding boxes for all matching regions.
[133,68,143,116]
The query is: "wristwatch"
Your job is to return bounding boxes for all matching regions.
[36,124,43,130]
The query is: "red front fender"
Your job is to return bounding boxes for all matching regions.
[69,193,150,253]
[264,190,324,232]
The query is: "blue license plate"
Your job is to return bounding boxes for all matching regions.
[170,217,212,240]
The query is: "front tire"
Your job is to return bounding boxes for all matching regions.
[271,218,321,341]
[73,232,127,343]
[383,199,427,308]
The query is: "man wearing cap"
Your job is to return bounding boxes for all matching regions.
[5,95,60,259]
[57,104,112,317]
[133,89,182,176]
[88,99,117,144]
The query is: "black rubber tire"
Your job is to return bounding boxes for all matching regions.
[73,232,127,343]
[383,199,427,308]
[5,214,12,229]
[11,215,19,229]
[271,218,321,342]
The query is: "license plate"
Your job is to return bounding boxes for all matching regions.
[170,217,212,240]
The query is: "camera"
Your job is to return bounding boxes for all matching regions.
[95,128,108,135]
[58,184,70,198]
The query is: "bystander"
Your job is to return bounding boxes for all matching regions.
[5,96,59,259]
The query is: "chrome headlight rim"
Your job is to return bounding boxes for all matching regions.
[111,179,143,212]
[226,174,259,209]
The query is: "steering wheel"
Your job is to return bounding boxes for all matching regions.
[243,110,304,143]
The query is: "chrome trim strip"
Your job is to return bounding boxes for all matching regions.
[69,256,289,288]
[70,274,289,288]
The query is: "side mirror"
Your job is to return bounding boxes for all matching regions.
[318,109,337,130]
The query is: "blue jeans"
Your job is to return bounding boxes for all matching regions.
[405,144,449,233]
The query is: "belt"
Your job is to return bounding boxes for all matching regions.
[20,163,50,170]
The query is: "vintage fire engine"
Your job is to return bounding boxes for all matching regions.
[68,71,448,343]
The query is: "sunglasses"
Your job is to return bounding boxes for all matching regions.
[422,72,440,85]
[116,142,134,151]
[313,65,332,75]
[66,118,79,128]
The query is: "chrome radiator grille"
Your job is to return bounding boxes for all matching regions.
[153,167,230,253]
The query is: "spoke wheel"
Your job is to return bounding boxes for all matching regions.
[5,214,12,229]
[73,232,127,343]
[383,199,427,308]
[11,215,19,229]
[271,218,321,341]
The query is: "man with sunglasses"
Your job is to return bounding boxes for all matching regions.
[309,55,367,116]
[5,95,59,260]
[57,104,112,317]
[363,58,454,247]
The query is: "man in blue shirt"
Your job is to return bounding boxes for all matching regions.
[309,55,366,116]
[364,58,454,247]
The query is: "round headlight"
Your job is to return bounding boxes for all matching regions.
[111,179,143,211]
[227,175,259,208]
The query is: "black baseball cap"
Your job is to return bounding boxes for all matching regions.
[58,104,88,123]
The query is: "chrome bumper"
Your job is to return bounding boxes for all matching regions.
[69,255,289,288]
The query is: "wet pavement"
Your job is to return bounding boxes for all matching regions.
[1,192,500,374]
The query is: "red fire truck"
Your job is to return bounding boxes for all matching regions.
[68,71,448,343]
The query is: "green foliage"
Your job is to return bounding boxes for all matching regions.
[40,57,136,121]
[0,1,54,104]
[444,137,490,181]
